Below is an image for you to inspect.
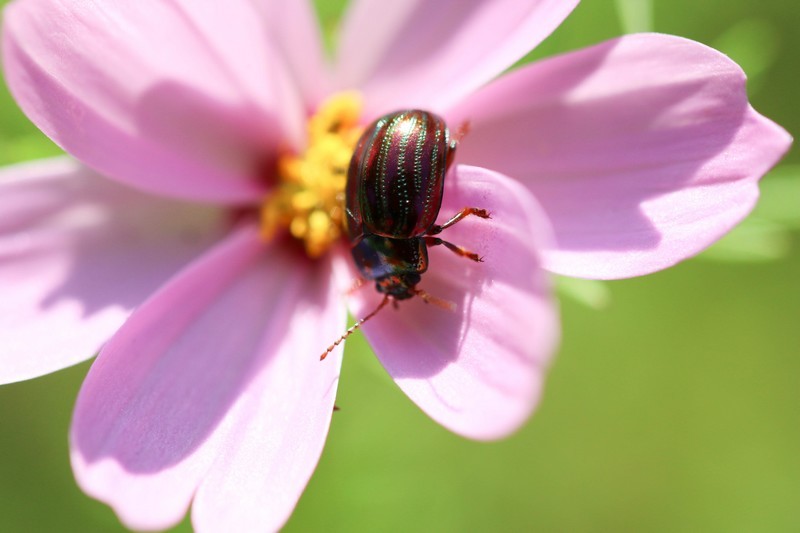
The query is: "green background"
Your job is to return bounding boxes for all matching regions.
[1,0,798,531]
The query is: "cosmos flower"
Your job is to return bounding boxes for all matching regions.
[0,0,790,531]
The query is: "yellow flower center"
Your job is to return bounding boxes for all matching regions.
[260,92,363,258]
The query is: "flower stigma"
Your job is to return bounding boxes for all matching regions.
[260,92,364,258]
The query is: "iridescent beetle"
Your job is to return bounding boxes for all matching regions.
[321,110,490,359]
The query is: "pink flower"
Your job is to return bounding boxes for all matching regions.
[0,0,790,531]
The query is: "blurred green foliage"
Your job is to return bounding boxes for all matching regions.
[0,1,797,532]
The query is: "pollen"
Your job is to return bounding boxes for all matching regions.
[260,92,363,258]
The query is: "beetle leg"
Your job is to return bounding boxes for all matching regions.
[427,207,491,235]
[349,232,365,248]
[424,236,483,263]
[345,276,367,295]
[454,120,471,142]
[445,120,471,170]
[413,288,457,311]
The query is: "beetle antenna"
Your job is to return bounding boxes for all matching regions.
[414,289,456,311]
[320,296,391,360]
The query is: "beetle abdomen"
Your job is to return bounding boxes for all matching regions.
[347,110,451,239]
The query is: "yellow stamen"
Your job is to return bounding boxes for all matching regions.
[260,92,363,257]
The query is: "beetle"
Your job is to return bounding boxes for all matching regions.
[321,110,489,359]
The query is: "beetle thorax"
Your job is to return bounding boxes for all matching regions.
[376,273,421,300]
[260,92,364,258]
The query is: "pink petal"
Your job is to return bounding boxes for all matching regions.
[346,166,559,440]
[261,0,331,110]
[192,264,345,532]
[447,33,792,279]
[70,225,345,531]
[0,158,223,385]
[2,0,305,203]
[335,0,579,117]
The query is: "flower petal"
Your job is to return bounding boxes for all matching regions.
[447,34,792,279]
[70,225,345,531]
[261,0,331,110]
[346,166,559,440]
[0,157,222,385]
[192,262,345,532]
[2,0,304,203]
[335,0,579,116]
